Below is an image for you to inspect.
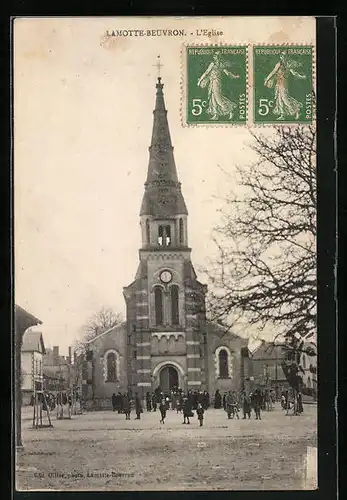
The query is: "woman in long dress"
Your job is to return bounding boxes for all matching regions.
[197,51,240,120]
[264,52,307,120]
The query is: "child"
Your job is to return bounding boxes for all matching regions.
[196,403,204,427]
[123,395,131,420]
[159,399,167,424]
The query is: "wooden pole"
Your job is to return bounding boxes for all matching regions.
[32,396,36,427]
[15,334,23,447]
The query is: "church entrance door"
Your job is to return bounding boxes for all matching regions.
[159,366,179,394]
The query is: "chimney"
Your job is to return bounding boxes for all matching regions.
[53,346,59,366]
[68,346,72,365]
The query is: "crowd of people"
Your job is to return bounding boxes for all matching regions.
[29,385,303,424]
[280,389,304,414]
[110,386,290,425]
[214,388,273,420]
[29,391,81,412]
[111,388,211,424]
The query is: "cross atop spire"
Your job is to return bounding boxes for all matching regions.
[154,54,163,79]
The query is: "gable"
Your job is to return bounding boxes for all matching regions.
[86,322,126,344]
[251,341,283,360]
[206,321,245,344]
[21,329,45,354]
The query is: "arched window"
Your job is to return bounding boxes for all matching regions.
[165,225,171,246]
[158,225,171,247]
[106,352,117,382]
[154,286,163,325]
[179,218,184,245]
[218,349,229,378]
[146,219,150,244]
[158,226,164,246]
[171,285,179,325]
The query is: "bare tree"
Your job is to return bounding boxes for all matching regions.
[84,306,123,340]
[74,306,123,355]
[205,125,317,398]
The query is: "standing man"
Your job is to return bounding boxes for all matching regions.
[182,396,192,424]
[159,399,167,424]
[123,394,131,420]
[242,390,251,419]
[111,393,117,412]
[117,392,123,413]
[196,403,205,427]
[297,391,304,414]
[146,392,152,412]
[151,392,157,412]
[176,392,183,413]
[251,388,262,420]
[135,392,143,420]
[225,391,234,419]
[214,389,222,409]
[171,390,177,411]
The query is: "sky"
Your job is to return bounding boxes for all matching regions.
[14,17,315,355]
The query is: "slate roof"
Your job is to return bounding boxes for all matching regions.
[250,341,284,360]
[140,78,188,217]
[86,322,127,344]
[21,328,46,354]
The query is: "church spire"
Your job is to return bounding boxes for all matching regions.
[140,76,188,217]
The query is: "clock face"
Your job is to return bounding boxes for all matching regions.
[160,270,172,283]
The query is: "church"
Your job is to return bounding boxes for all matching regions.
[82,77,248,406]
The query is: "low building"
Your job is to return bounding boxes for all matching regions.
[21,328,46,405]
[15,305,42,448]
[81,321,247,410]
[246,340,289,395]
[42,345,72,392]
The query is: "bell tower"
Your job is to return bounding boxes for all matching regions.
[124,76,207,397]
[139,76,188,251]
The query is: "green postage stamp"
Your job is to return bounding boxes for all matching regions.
[253,46,314,124]
[185,46,247,125]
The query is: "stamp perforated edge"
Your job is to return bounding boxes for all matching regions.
[180,43,249,128]
[250,43,316,127]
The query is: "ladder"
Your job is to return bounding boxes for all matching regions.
[32,391,53,428]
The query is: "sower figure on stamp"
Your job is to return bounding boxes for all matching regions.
[197,51,240,120]
[264,51,306,121]
[197,403,205,427]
